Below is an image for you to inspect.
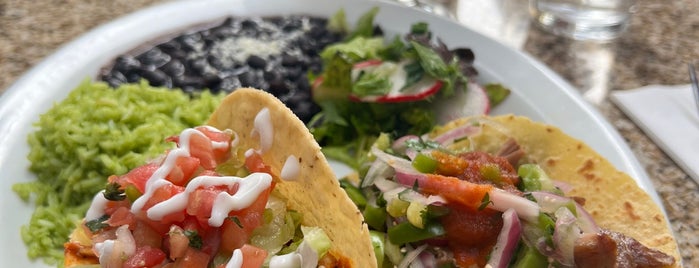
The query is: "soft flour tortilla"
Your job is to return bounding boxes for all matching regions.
[207,88,376,267]
[430,114,680,265]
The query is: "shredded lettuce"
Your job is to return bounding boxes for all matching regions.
[300,226,332,258]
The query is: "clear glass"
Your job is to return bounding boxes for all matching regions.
[529,0,636,41]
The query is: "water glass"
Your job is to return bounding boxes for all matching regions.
[529,0,636,41]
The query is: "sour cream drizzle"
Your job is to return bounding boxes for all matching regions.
[146,174,272,227]
[281,155,300,181]
[225,249,244,268]
[127,126,231,214]
[253,107,273,153]
[85,190,109,221]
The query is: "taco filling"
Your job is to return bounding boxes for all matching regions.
[350,115,678,268]
[64,88,375,268]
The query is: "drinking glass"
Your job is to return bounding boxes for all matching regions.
[529,0,636,41]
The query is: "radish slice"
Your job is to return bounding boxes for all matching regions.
[434,82,490,123]
[349,60,444,103]
[487,208,522,268]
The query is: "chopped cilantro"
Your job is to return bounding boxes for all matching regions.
[184,230,203,249]
[103,182,125,201]
[85,214,109,232]
[478,192,493,211]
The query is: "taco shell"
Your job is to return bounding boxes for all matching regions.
[430,114,680,265]
[207,88,376,267]
[64,88,376,267]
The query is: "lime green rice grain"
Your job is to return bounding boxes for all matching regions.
[12,79,224,266]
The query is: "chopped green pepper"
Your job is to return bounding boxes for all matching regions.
[340,179,367,208]
[512,243,549,268]
[387,221,445,245]
[412,153,438,173]
[363,204,387,231]
[369,231,386,268]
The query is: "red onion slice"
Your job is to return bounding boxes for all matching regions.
[398,244,429,268]
[552,207,581,266]
[371,146,418,176]
[487,208,522,268]
[488,189,540,223]
[426,124,481,146]
[361,158,396,188]
[530,191,598,233]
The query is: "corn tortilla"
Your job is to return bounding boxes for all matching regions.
[430,114,680,266]
[207,88,376,267]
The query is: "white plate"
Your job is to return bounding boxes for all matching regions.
[0,0,663,266]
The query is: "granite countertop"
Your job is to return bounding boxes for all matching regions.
[1,0,696,266]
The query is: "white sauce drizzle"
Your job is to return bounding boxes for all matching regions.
[225,248,244,268]
[281,155,301,181]
[253,108,273,153]
[147,173,272,227]
[269,252,302,268]
[85,190,109,221]
[128,127,231,214]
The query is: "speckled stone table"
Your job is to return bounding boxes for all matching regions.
[1,0,697,266]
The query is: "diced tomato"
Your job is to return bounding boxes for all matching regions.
[143,184,185,211]
[220,187,272,252]
[195,126,232,162]
[244,152,272,175]
[104,199,131,215]
[106,206,135,227]
[123,246,167,268]
[172,247,211,268]
[132,220,162,249]
[115,163,160,194]
[240,244,268,268]
[167,156,201,186]
[190,131,220,170]
[186,188,219,221]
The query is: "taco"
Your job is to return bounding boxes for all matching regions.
[353,114,679,267]
[63,88,376,267]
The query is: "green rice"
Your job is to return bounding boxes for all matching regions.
[12,79,224,266]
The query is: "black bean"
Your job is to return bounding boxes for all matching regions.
[246,55,267,69]
[137,48,171,68]
[219,76,242,92]
[100,14,345,123]
[284,67,303,81]
[238,71,258,86]
[113,55,141,72]
[160,59,185,77]
[281,53,299,66]
[157,40,181,54]
[104,71,128,88]
[176,33,202,52]
[138,68,171,87]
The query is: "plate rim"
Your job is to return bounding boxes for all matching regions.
[0,0,667,266]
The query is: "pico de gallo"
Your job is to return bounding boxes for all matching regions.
[65,121,337,267]
[342,120,676,268]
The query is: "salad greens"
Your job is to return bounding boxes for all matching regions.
[308,8,510,169]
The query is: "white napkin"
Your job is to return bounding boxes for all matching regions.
[610,84,699,184]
